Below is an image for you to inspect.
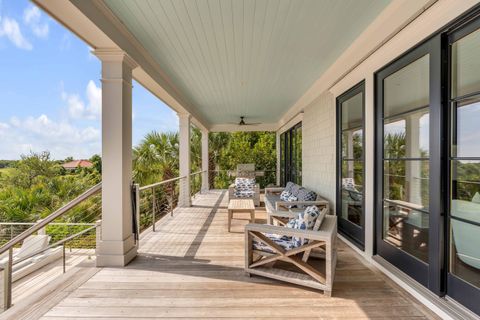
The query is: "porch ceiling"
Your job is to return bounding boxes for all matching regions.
[103,0,390,127]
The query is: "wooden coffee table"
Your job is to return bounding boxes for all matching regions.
[227,199,255,232]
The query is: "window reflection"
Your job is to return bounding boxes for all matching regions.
[340,90,364,227]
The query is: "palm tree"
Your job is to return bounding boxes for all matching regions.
[133,131,179,186]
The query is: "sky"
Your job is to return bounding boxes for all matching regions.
[0,0,178,160]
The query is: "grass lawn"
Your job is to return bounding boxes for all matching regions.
[0,167,16,177]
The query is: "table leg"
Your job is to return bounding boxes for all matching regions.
[228,209,232,232]
[250,210,255,223]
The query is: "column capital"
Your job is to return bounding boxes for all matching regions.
[93,48,138,69]
[177,112,191,120]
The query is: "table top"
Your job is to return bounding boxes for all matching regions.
[228,199,255,210]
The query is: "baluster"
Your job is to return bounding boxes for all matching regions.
[152,187,156,232]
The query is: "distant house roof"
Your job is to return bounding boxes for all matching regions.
[62,160,94,170]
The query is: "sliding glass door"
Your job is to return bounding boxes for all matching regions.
[280,123,302,186]
[447,19,480,314]
[375,35,442,291]
[337,82,365,249]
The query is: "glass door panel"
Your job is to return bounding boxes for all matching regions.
[375,37,441,289]
[337,81,365,249]
[448,24,480,314]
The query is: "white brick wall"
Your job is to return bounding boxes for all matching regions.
[302,91,336,212]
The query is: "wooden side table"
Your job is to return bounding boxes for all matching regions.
[227,199,255,232]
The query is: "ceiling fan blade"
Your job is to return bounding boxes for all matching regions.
[243,122,262,126]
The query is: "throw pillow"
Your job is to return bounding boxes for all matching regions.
[280,190,291,201]
[287,194,298,208]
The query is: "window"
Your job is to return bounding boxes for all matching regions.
[337,81,365,249]
[448,23,480,311]
[280,123,302,186]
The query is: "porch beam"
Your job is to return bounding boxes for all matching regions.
[94,48,137,267]
[178,113,191,207]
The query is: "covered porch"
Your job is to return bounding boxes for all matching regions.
[12,191,437,319]
[1,0,479,318]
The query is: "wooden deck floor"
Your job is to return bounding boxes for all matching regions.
[33,190,438,319]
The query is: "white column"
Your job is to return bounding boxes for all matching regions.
[405,112,422,205]
[94,49,137,267]
[179,113,191,207]
[201,129,209,193]
[276,131,281,186]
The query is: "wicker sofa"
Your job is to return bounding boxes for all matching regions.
[264,182,329,223]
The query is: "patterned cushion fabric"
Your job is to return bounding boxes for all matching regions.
[342,178,356,191]
[253,235,296,252]
[254,206,324,253]
[284,182,295,193]
[280,190,291,201]
[235,177,256,191]
[292,206,321,247]
[290,184,302,197]
[287,194,298,208]
[296,188,317,202]
[234,190,255,198]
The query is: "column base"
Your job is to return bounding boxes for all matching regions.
[96,235,138,267]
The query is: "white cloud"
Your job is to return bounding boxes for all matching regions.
[63,80,102,120]
[0,115,100,159]
[0,16,32,50]
[23,6,49,38]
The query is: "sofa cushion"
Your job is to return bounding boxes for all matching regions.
[234,190,255,198]
[280,190,290,201]
[253,234,296,252]
[265,193,281,210]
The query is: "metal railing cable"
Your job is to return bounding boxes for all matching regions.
[0,182,102,311]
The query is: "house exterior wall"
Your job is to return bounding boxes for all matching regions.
[286,1,480,318]
[301,92,336,209]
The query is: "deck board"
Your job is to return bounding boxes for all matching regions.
[34,190,438,319]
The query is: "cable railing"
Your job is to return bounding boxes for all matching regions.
[138,176,183,233]
[137,170,205,233]
[0,183,102,311]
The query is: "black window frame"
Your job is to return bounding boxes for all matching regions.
[280,122,302,186]
[336,80,366,250]
[374,34,443,294]
[445,15,480,315]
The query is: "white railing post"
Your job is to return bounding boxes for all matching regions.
[95,220,102,257]
[201,129,209,193]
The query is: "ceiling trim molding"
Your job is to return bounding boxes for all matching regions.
[277,0,436,128]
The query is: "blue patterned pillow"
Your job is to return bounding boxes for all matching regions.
[287,194,298,208]
[297,188,317,202]
[280,190,290,201]
[292,206,320,247]
[235,177,255,191]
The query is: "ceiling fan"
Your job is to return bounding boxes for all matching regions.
[230,116,261,126]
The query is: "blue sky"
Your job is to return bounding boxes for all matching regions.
[0,0,178,160]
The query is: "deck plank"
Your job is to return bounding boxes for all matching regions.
[32,190,438,319]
